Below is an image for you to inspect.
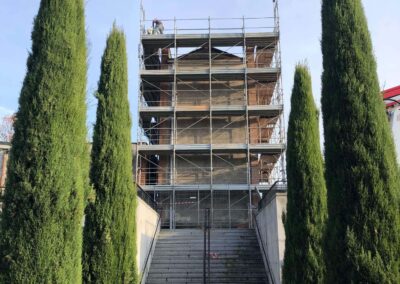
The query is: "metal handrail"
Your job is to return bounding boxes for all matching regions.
[142,61,280,70]
[142,17,275,22]
[203,208,211,284]
[137,187,157,210]
[139,214,161,284]
[258,180,287,210]
[137,137,285,145]
[140,127,280,132]
[253,210,276,284]
[141,17,277,35]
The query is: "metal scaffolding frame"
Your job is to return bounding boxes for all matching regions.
[137,1,285,229]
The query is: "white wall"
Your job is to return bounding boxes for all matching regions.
[255,191,287,284]
[388,107,400,163]
[136,197,160,283]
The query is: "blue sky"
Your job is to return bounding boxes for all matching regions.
[1,0,399,141]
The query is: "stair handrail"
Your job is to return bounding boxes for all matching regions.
[139,214,161,284]
[137,186,158,210]
[203,208,211,284]
[258,180,287,211]
[253,210,276,284]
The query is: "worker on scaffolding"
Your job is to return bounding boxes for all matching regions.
[152,18,164,35]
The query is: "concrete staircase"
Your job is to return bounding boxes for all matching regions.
[146,229,268,284]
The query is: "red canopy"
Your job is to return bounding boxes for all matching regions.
[383,85,400,108]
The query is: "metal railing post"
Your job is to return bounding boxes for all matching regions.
[203,208,211,284]
[203,209,207,284]
[207,209,210,284]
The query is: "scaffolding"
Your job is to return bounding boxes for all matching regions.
[137,1,285,229]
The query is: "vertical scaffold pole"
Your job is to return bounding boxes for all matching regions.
[172,17,177,229]
[274,0,286,182]
[243,16,252,228]
[140,0,145,35]
[208,16,214,228]
[136,0,144,189]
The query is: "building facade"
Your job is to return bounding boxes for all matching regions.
[136,4,285,229]
[0,143,10,210]
[384,85,400,163]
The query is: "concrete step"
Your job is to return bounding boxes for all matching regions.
[147,275,267,280]
[148,275,266,278]
[153,247,261,252]
[158,229,254,233]
[156,239,258,243]
[153,251,262,257]
[150,259,263,265]
[146,229,268,284]
[148,269,267,274]
[150,257,264,264]
[154,245,259,250]
[148,262,264,271]
[146,277,267,284]
[158,230,256,238]
[148,268,266,273]
[157,236,257,240]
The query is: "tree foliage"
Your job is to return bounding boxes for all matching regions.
[321,0,400,282]
[283,64,327,284]
[0,0,89,282]
[83,26,137,283]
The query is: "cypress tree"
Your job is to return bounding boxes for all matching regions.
[83,26,137,283]
[321,1,400,282]
[282,65,327,283]
[0,0,88,283]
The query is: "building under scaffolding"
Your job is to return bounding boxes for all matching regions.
[137,2,285,229]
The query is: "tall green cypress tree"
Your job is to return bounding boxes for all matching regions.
[0,0,88,283]
[83,26,137,283]
[282,65,327,284]
[321,1,400,282]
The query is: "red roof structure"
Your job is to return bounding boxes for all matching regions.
[383,85,400,108]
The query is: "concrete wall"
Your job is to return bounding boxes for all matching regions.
[388,106,400,163]
[176,81,245,107]
[0,151,8,188]
[176,79,277,107]
[136,197,160,283]
[175,153,251,185]
[0,144,10,188]
[176,154,211,184]
[255,191,287,284]
[212,116,246,144]
[139,152,269,186]
[176,117,210,144]
[176,116,247,145]
[248,80,276,106]
[138,151,277,186]
[212,153,247,184]
[176,50,244,71]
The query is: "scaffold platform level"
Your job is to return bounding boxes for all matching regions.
[139,104,283,117]
[137,143,285,154]
[139,183,274,192]
[140,67,281,82]
[141,32,279,48]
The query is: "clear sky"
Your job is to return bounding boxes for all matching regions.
[1,0,399,141]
